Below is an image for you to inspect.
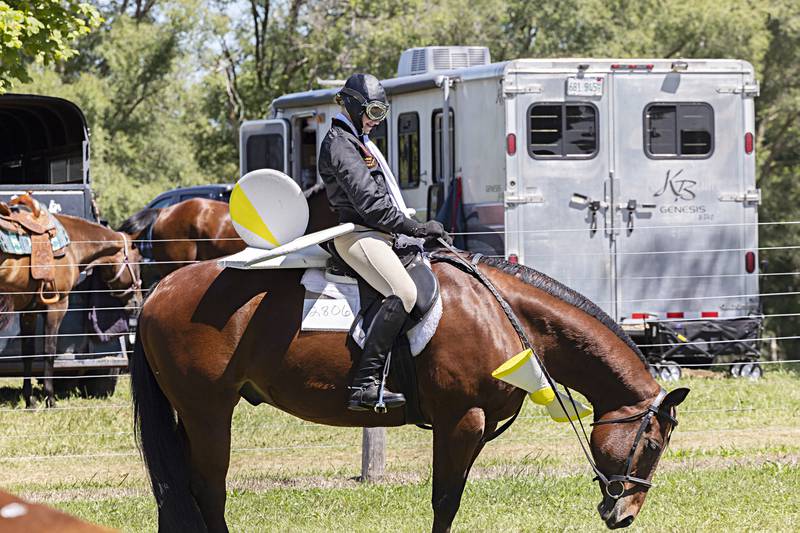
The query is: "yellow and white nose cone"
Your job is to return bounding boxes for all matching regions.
[491,348,555,405]
[230,169,309,250]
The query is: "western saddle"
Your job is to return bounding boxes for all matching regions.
[0,193,65,304]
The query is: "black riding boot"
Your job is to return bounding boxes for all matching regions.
[348,295,408,412]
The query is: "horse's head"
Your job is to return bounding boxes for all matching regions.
[93,233,144,309]
[589,387,689,529]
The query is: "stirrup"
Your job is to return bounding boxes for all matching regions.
[373,348,394,413]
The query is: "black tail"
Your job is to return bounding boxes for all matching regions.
[118,207,162,238]
[131,330,207,532]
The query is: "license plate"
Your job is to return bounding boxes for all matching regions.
[566,77,604,97]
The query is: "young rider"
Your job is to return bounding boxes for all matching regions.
[318,73,449,412]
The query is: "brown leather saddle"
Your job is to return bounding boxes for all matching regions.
[0,193,64,304]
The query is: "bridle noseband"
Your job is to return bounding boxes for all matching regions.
[590,388,679,499]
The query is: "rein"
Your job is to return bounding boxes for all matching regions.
[429,245,533,443]
[431,241,677,497]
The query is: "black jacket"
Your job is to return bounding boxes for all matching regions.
[318,119,424,236]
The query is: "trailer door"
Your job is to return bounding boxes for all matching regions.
[239,119,290,177]
[611,71,757,320]
[506,71,615,314]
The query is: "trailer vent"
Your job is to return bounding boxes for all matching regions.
[397,46,491,77]
[410,50,427,73]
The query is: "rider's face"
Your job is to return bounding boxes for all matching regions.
[362,113,380,134]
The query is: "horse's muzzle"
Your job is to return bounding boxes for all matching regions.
[598,499,635,529]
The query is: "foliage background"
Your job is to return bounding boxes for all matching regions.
[2,0,800,354]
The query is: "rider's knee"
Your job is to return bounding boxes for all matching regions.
[395,282,417,314]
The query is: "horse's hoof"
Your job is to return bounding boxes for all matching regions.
[46,398,56,409]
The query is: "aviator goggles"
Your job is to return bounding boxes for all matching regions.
[337,87,390,121]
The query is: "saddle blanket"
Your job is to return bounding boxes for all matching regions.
[300,268,442,356]
[0,217,69,255]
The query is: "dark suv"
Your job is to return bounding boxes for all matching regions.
[146,184,234,209]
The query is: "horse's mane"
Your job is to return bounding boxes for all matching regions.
[118,208,161,236]
[477,255,646,363]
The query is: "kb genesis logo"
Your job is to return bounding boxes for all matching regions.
[654,169,696,201]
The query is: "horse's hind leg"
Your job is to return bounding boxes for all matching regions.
[431,407,487,533]
[180,399,237,533]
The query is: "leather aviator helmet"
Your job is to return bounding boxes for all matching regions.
[336,73,389,134]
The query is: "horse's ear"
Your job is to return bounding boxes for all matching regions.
[664,387,690,408]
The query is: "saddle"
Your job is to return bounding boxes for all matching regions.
[0,193,64,304]
[322,239,439,425]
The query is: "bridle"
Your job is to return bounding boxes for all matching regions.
[106,233,142,299]
[590,388,679,499]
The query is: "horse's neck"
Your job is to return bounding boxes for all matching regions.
[496,270,658,415]
[58,216,121,267]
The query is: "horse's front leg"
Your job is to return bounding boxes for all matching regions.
[42,300,68,408]
[20,313,37,409]
[430,407,489,533]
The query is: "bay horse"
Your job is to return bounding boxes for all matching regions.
[131,244,689,530]
[118,199,243,278]
[0,213,142,408]
[118,185,333,278]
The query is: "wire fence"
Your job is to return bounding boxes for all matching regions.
[0,228,796,382]
[0,404,794,441]
[1,424,798,463]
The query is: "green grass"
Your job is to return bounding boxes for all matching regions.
[52,463,800,532]
[1,368,799,531]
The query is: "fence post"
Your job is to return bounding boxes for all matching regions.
[360,427,386,482]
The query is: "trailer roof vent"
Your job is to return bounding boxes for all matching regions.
[397,46,491,77]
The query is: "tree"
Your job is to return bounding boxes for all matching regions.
[0,0,101,92]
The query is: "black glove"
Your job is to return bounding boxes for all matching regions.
[416,220,453,246]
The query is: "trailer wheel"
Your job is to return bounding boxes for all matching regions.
[658,362,682,382]
[739,362,763,380]
[78,369,120,398]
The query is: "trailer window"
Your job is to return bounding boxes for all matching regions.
[246,134,284,173]
[397,112,420,189]
[645,103,713,158]
[528,103,597,158]
[432,109,455,182]
[49,155,82,184]
[371,120,389,166]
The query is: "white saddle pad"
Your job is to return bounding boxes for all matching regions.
[300,268,442,357]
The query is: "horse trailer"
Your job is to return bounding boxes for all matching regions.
[0,94,129,393]
[240,46,762,376]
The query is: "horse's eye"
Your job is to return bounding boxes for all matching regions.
[646,439,661,451]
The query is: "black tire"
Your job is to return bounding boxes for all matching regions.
[53,378,78,398]
[79,369,120,398]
